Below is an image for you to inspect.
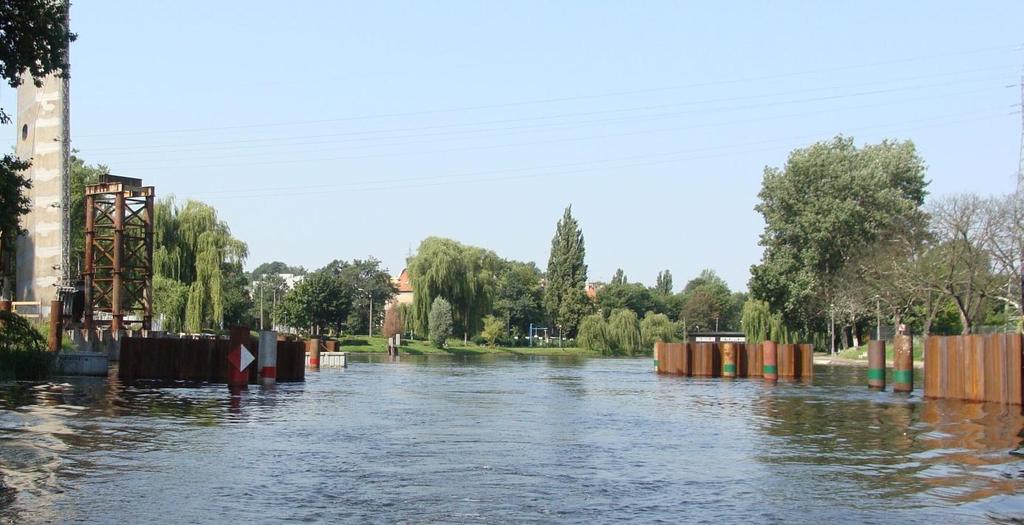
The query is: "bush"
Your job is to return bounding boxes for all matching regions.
[382,307,403,339]
[481,315,503,347]
[0,312,52,380]
[428,297,453,348]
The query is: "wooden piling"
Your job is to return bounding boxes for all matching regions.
[721,342,737,378]
[868,340,886,389]
[47,300,62,352]
[307,338,321,368]
[762,341,778,382]
[893,334,913,393]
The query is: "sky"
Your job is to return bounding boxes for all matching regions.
[3,1,1022,291]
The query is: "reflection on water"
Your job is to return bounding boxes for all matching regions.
[1,357,1022,523]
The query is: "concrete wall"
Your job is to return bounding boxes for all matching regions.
[14,73,66,304]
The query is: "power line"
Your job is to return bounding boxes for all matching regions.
[106,86,1013,172]
[81,69,1015,157]
[169,108,1015,200]
[75,43,1022,139]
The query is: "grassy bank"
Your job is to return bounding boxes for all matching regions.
[836,339,925,362]
[335,335,601,357]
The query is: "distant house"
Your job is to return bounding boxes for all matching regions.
[586,282,602,300]
[387,268,414,310]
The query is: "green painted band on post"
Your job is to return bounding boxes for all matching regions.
[723,364,737,374]
[893,370,913,384]
[867,368,885,381]
[763,365,778,375]
[653,360,659,368]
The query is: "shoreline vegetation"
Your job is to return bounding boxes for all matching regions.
[338,335,600,357]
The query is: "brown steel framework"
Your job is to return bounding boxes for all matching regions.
[84,176,154,331]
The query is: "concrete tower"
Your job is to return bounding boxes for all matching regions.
[14,72,69,305]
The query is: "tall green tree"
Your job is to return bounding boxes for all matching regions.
[543,206,589,336]
[611,268,627,285]
[749,136,928,333]
[655,270,673,295]
[0,0,75,298]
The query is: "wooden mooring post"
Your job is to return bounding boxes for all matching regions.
[893,334,913,393]
[867,340,885,390]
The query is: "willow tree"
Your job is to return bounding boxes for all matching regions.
[154,197,247,332]
[407,237,497,340]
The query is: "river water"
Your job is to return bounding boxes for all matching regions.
[1,355,1022,524]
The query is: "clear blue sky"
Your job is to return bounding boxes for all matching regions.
[4,1,1022,291]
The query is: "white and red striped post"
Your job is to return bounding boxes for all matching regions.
[258,330,278,386]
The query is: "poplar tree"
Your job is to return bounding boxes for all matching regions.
[655,270,673,295]
[543,206,588,336]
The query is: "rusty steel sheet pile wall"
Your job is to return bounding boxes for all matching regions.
[924,333,1023,405]
[654,342,812,380]
[119,337,306,383]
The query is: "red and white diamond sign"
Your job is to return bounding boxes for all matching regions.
[228,344,255,372]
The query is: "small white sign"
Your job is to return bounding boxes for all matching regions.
[239,344,255,372]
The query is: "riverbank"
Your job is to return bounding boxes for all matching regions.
[337,335,602,357]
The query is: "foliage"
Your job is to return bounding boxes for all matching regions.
[481,315,503,347]
[750,136,928,333]
[740,299,793,344]
[219,261,253,327]
[611,268,627,285]
[67,155,108,272]
[396,302,414,336]
[428,296,453,348]
[0,311,50,380]
[0,155,31,298]
[596,282,659,318]
[408,237,498,340]
[154,197,248,332]
[251,260,306,279]
[0,0,75,90]
[577,313,610,355]
[250,272,287,329]
[493,260,544,338]
[655,270,673,295]
[679,269,736,331]
[639,312,678,349]
[277,267,352,336]
[543,206,590,337]
[606,308,642,356]
[153,275,188,332]
[326,258,396,335]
